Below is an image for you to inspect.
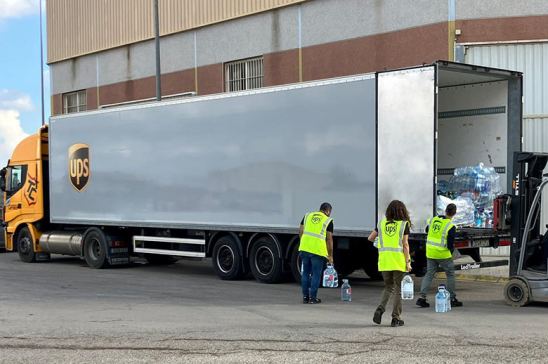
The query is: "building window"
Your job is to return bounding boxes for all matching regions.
[63,90,87,113]
[224,56,263,92]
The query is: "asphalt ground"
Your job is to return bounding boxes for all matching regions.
[1,252,547,363]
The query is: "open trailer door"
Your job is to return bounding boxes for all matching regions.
[377,66,436,232]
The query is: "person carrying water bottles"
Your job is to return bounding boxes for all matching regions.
[368,200,412,327]
[298,202,334,304]
[416,203,463,308]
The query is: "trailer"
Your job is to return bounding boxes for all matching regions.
[1,61,521,282]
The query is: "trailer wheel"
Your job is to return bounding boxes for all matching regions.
[17,227,36,263]
[249,236,283,283]
[290,243,302,283]
[363,244,382,280]
[504,278,530,307]
[83,229,110,269]
[212,236,244,280]
[363,264,383,281]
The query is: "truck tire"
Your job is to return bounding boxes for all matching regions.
[504,278,530,307]
[212,236,244,280]
[249,236,283,283]
[333,252,355,278]
[83,229,110,269]
[290,243,302,283]
[363,264,383,281]
[363,244,382,280]
[17,227,36,263]
[144,254,177,265]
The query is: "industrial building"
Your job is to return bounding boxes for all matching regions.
[46,0,548,254]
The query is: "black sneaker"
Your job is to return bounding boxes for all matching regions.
[416,297,430,308]
[303,296,309,304]
[451,298,463,307]
[309,298,322,304]
[391,318,405,327]
[373,307,384,325]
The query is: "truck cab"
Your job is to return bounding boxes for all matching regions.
[1,127,48,260]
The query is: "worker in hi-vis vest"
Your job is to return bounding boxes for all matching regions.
[368,200,412,327]
[298,202,334,304]
[416,203,463,308]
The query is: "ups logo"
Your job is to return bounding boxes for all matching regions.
[432,221,443,233]
[68,144,90,191]
[384,222,397,237]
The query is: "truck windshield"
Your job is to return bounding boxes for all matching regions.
[5,165,27,197]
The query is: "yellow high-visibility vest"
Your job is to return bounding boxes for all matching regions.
[426,216,454,259]
[299,211,332,257]
[377,218,407,272]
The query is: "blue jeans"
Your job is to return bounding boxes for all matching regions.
[300,251,326,299]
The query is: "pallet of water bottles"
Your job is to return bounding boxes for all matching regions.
[437,163,503,228]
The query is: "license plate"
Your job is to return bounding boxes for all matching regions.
[471,239,490,248]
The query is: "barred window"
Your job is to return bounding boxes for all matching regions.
[224,57,263,92]
[63,90,87,114]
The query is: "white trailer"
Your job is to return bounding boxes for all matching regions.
[2,61,522,282]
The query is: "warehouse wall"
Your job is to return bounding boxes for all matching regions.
[49,0,548,114]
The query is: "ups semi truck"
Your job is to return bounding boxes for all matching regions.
[0,61,521,283]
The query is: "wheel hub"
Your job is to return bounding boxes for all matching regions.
[19,237,32,254]
[89,238,102,260]
[509,285,524,302]
[255,246,274,276]
[217,245,234,273]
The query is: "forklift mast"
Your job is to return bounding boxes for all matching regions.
[510,152,548,276]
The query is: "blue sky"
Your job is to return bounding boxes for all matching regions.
[0,0,49,166]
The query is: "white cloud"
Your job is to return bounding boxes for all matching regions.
[0,110,29,167]
[0,0,39,19]
[0,89,34,111]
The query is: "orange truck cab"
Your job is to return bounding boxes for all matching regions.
[1,126,49,261]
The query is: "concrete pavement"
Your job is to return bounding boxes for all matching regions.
[0,252,547,363]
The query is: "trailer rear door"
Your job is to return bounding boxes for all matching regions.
[377,66,436,232]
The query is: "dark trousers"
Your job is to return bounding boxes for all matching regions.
[300,251,326,299]
[378,270,405,319]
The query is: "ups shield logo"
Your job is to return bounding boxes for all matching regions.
[69,144,90,191]
[384,222,397,237]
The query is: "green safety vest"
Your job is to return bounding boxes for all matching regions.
[377,218,407,272]
[426,216,455,260]
[299,211,332,257]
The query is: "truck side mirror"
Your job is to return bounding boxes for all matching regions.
[0,168,6,192]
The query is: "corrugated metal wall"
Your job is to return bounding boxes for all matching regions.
[465,41,548,256]
[47,0,306,64]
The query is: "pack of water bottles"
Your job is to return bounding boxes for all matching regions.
[436,195,475,226]
[322,264,338,288]
[401,274,414,300]
[438,163,502,228]
[435,284,451,313]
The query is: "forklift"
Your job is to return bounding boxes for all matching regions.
[504,152,548,307]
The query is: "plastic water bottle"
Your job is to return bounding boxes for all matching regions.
[322,264,338,288]
[439,284,451,311]
[401,274,414,300]
[341,279,352,302]
[435,287,447,313]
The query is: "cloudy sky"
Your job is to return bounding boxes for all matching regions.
[0,0,49,167]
